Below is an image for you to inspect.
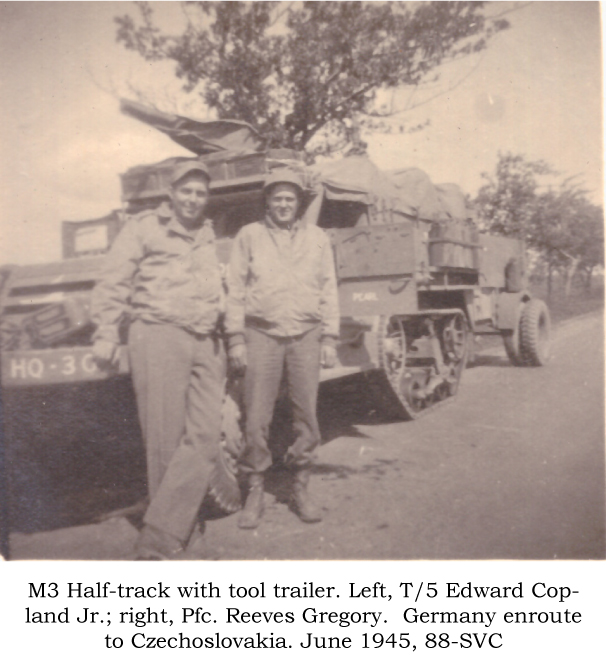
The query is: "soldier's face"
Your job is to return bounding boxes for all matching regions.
[267,184,300,226]
[170,174,209,226]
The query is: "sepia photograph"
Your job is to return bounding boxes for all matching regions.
[0,1,603,563]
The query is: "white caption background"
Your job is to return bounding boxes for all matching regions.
[1,559,603,669]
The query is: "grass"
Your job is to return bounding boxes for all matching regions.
[530,279,604,324]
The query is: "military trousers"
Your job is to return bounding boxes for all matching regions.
[241,326,322,474]
[128,320,225,543]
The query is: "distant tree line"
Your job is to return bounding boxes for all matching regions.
[473,153,604,296]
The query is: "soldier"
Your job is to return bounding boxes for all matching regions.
[91,160,225,559]
[226,169,339,529]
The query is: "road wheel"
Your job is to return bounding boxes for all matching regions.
[519,299,551,366]
[441,312,469,394]
[369,313,468,421]
[206,377,244,514]
[367,317,414,420]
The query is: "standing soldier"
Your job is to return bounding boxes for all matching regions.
[226,169,339,529]
[91,161,225,559]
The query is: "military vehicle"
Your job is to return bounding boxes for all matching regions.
[0,100,551,516]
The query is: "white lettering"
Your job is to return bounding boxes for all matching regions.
[10,358,27,378]
[27,358,44,379]
[81,353,97,374]
[61,355,76,376]
[352,292,378,302]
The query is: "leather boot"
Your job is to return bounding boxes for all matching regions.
[135,524,184,560]
[238,473,265,529]
[178,523,207,561]
[291,468,322,523]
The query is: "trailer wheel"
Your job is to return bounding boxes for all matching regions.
[206,377,244,514]
[502,328,524,366]
[519,299,551,366]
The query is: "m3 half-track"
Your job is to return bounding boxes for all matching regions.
[0,101,551,516]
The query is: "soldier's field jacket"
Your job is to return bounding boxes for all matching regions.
[91,202,223,343]
[225,217,339,347]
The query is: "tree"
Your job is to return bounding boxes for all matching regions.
[115,1,509,154]
[474,152,604,296]
[533,181,604,296]
[474,152,554,241]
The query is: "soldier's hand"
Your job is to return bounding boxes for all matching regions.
[92,340,120,369]
[229,343,247,374]
[321,343,337,369]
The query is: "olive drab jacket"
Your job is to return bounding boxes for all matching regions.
[91,202,223,343]
[225,216,339,347]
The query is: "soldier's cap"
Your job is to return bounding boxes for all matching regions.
[169,160,211,187]
[263,169,305,197]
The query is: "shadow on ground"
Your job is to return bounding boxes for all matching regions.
[2,358,519,538]
[469,354,512,368]
[2,373,383,536]
[3,377,147,534]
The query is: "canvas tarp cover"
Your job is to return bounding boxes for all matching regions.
[435,183,474,220]
[388,169,473,221]
[120,100,473,222]
[388,167,443,221]
[316,158,472,222]
[121,99,266,156]
[313,156,415,216]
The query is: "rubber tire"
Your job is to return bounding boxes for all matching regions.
[518,299,551,366]
[502,328,524,366]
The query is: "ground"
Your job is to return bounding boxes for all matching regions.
[3,306,604,561]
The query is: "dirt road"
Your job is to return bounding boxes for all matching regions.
[7,311,604,560]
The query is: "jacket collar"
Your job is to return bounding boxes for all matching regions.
[157,201,212,240]
[264,214,303,233]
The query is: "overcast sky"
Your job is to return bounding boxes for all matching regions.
[0,1,602,265]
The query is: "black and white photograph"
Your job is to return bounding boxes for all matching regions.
[0,0,603,563]
[1,1,604,665]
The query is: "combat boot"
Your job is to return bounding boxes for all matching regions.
[291,468,323,523]
[178,523,207,560]
[238,473,265,529]
[135,524,184,560]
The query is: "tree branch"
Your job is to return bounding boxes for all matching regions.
[485,2,533,21]
[269,2,294,28]
[367,53,485,118]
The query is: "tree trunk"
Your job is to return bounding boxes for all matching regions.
[564,257,580,298]
[585,266,594,293]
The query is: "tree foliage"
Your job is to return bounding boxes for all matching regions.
[474,153,554,242]
[474,152,604,292]
[115,1,509,153]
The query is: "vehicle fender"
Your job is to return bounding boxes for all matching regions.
[495,291,531,330]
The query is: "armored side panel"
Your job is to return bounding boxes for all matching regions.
[327,223,419,318]
[1,257,102,317]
